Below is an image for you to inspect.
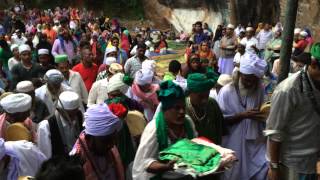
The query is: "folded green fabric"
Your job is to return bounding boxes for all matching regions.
[159,139,221,174]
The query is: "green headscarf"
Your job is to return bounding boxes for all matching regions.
[187,72,219,93]
[157,80,185,111]
[311,42,320,61]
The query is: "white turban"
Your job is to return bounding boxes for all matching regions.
[45,69,64,84]
[294,28,301,35]
[135,69,154,86]
[38,49,50,55]
[105,46,117,56]
[107,73,128,94]
[84,103,122,136]
[58,91,80,110]
[227,24,235,29]
[105,57,117,65]
[18,44,31,54]
[10,44,19,52]
[299,31,308,37]
[0,93,32,113]
[16,81,34,93]
[217,74,232,86]
[142,60,156,72]
[240,53,267,78]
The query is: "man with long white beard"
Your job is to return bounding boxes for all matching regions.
[217,52,268,180]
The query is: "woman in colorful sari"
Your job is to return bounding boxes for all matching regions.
[198,41,216,70]
[132,81,197,180]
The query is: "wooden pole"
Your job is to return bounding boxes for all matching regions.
[278,0,299,83]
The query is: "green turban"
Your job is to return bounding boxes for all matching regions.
[54,54,68,64]
[157,81,185,111]
[187,72,219,93]
[311,42,320,61]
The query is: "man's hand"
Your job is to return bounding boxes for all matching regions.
[147,160,176,174]
[239,110,261,119]
[267,167,280,180]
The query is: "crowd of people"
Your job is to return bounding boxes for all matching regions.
[0,2,320,180]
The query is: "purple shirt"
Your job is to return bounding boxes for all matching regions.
[52,39,76,63]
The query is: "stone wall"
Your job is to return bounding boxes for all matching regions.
[280,0,320,40]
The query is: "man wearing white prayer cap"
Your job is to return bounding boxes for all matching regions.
[11,44,43,90]
[96,56,117,81]
[0,93,33,139]
[89,61,125,106]
[35,69,73,115]
[69,103,125,180]
[0,138,47,179]
[8,44,20,71]
[103,46,117,65]
[38,48,55,77]
[16,81,50,123]
[240,27,259,54]
[126,69,160,121]
[217,52,268,180]
[37,91,83,158]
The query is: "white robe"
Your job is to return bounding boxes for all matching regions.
[63,70,88,105]
[87,78,109,106]
[132,115,197,180]
[5,140,47,177]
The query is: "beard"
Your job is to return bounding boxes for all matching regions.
[238,79,257,97]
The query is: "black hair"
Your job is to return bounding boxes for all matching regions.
[195,21,202,26]
[79,40,91,50]
[136,34,142,38]
[169,60,181,74]
[35,156,84,180]
[137,42,147,50]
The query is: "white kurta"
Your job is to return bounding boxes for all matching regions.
[132,115,197,180]
[87,78,109,106]
[64,70,88,104]
[35,84,74,115]
[5,140,47,177]
[37,111,82,158]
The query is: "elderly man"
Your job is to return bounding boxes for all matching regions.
[16,81,49,123]
[124,43,148,78]
[218,24,238,75]
[240,27,259,54]
[0,138,47,179]
[69,103,125,180]
[217,53,268,180]
[11,44,43,90]
[35,69,73,115]
[72,46,98,92]
[38,91,83,158]
[186,72,225,145]
[0,93,35,139]
[55,54,88,106]
[88,63,123,106]
[265,43,320,180]
[126,69,159,121]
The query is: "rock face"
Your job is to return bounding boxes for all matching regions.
[142,0,320,40]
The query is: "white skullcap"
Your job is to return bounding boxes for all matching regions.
[217,74,232,86]
[105,57,117,65]
[240,53,267,78]
[16,81,34,93]
[45,69,64,84]
[299,31,308,37]
[227,24,235,29]
[10,44,19,52]
[107,73,128,94]
[18,44,31,54]
[0,93,32,113]
[58,91,80,110]
[38,49,49,55]
[145,41,152,48]
[142,60,156,72]
[135,69,154,86]
[294,28,301,34]
[246,27,254,32]
[105,46,117,55]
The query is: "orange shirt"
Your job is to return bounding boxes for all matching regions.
[43,29,57,44]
